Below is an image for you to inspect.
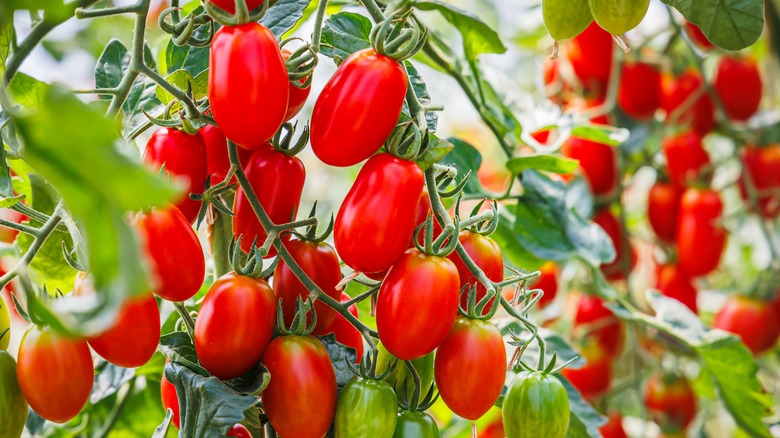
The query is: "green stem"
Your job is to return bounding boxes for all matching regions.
[174,301,196,338]
[359,0,385,23]
[139,64,199,117]
[106,0,151,118]
[97,377,137,438]
[310,0,330,52]
[0,218,40,236]
[76,3,144,19]
[0,203,63,290]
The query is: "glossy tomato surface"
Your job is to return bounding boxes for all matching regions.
[574,293,623,356]
[209,0,263,13]
[566,22,613,93]
[335,377,398,437]
[503,371,569,438]
[530,261,558,307]
[143,127,207,223]
[331,292,364,363]
[648,180,682,243]
[377,249,459,360]
[448,231,503,314]
[194,272,276,380]
[209,23,288,149]
[311,49,407,167]
[281,49,311,122]
[16,326,93,423]
[87,292,160,368]
[161,371,180,429]
[393,411,440,438]
[644,373,697,433]
[262,335,337,438]
[714,296,780,354]
[561,341,612,399]
[335,154,424,274]
[740,144,780,218]
[201,124,252,184]
[656,264,698,314]
[618,60,662,120]
[561,136,618,196]
[0,295,9,350]
[227,424,252,438]
[662,70,715,136]
[714,55,762,122]
[675,188,726,277]
[662,130,709,188]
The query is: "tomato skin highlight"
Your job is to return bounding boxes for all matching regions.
[334,377,398,437]
[160,371,180,429]
[675,188,726,278]
[530,261,558,307]
[194,272,276,380]
[740,144,780,218]
[311,49,408,167]
[136,205,205,302]
[16,326,93,423]
[233,147,305,256]
[392,411,440,438]
[87,293,160,368]
[434,318,506,420]
[448,231,503,313]
[331,292,364,363]
[714,55,762,122]
[262,335,337,438]
[335,154,424,274]
[662,70,715,136]
[227,424,252,438]
[209,23,288,149]
[561,136,618,196]
[656,264,698,314]
[503,371,570,438]
[648,181,682,243]
[143,127,208,223]
[618,60,662,120]
[574,293,623,356]
[0,350,27,438]
[273,238,342,336]
[561,341,612,399]
[644,373,697,433]
[202,124,252,184]
[714,296,780,354]
[377,249,460,360]
[566,22,614,94]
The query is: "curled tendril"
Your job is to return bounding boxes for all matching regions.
[386,122,423,160]
[159,7,215,47]
[293,201,334,243]
[280,38,318,86]
[272,122,309,156]
[369,8,428,61]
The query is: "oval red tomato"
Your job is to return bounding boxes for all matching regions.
[685,21,715,50]
[656,264,698,314]
[160,371,180,428]
[209,0,263,13]
[530,261,558,307]
[335,154,424,274]
[377,249,459,360]
[618,60,662,120]
[311,49,407,167]
[661,69,715,136]
[561,136,618,196]
[565,22,614,93]
[87,292,160,368]
[592,208,636,282]
[16,325,93,423]
[143,127,207,223]
[675,188,726,278]
[201,124,252,184]
[740,144,780,218]
[331,292,364,363]
[644,372,697,433]
[209,23,288,149]
[281,49,312,122]
[194,272,276,380]
[662,130,710,188]
[227,424,252,438]
[714,295,780,354]
[574,293,624,356]
[648,180,682,243]
[273,238,342,336]
[714,55,762,122]
[561,341,612,399]
[600,412,627,438]
[448,231,503,314]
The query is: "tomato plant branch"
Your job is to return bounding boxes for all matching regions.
[139,64,199,118]
[0,202,63,290]
[174,301,196,338]
[96,377,137,438]
[310,0,330,53]
[105,0,151,118]
[75,3,145,19]
[358,0,386,23]
[0,217,40,236]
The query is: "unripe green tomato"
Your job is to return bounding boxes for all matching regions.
[0,296,9,350]
[375,343,435,402]
[335,377,398,437]
[542,0,593,40]
[392,410,440,438]
[0,351,28,438]
[503,372,569,438]
[588,0,650,35]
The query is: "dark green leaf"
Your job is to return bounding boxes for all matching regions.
[439,137,484,195]
[94,39,128,99]
[160,331,209,376]
[164,26,210,75]
[261,0,313,36]
[415,134,453,170]
[491,208,545,270]
[320,333,357,388]
[90,362,136,404]
[8,73,47,109]
[0,16,12,78]
[662,0,764,51]
[506,154,578,175]
[226,362,271,395]
[320,12,372,64]
[405,61,438,132]
[556,375,607,438]
[413,0,506,60]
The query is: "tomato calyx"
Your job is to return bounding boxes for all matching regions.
[158,6,215,48]
[204,0,268,26]
[369,8,427,61]
[397,367,438,413]
[459,285,499,320]
[228,235,277,278]
[276,296,318,336]
[386,122,425,160]
[346,347,395,381]
[280,39,317,87]
[412,214,459,257]
[292,202,334,244]
[270,122,308,157]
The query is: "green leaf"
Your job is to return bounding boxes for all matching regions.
[320,333,358,389]
[95,39,128,96]
[160,331,208,376]
[405,61,438,132]
[261,0,313,36]
[491,207,545,270]
[0,16,13,79]
[155,69,208,105]
[570,125,628,147]
[415,134,453,170]
[8,73,47,110]
[320,12,372,64]
[662,0,764,51]
[506,154,578,175]
[163,26,210,76]
[413,0,506,60]
[2,0,74,22]
[557,375,607,438]
[439,138,485,195]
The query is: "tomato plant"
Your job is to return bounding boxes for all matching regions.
[335,377,398,437]
[647,180,682,243]
[618,59,662,120]
[561,136,618,197]
[448,230,503,312]
[644,373,698,433]
[202,124,252,184]
[714,55,762,122]
[675,188,726,278]
[713,296,780,354]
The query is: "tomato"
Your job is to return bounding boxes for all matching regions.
[434,318,506,420]
[281,49,312,122]
[675,188,725,278]
[714,296,780,354]
[334,377,398,437]
[227,424,252,438]
[479,417,505,438]
[663,131,710,189]
[194,272,276,380]
[335,154,424,274]
[740,144,780,217]
[273,238,341,335]
[375,343,435,402]
[618,60,662,120]
[262,335,337,438]
[201,124,252,184]
[143,127,208,223]
[592,209,636,282]
[16,326,93,423]
[331,292,364,363]
[648,181,682,243]
[161,371,180,429]
[685,21,715,50]
[573,293,623,356]
[233,146,305,256]
[448,231,503,314]
[600,412,627,438]
[208,0,263,13]
[311,49,407,167]
[393,411,440,438]
[644,373,697,433]
[661,70,715,136]
[377,249,459,360]
[561,341,612,399]
[714,55,761,122]
[561,136,618,196]
[0,295,9,350]
[565,22,613,93]
[209,23,288,150]
[656,264,698,314]
[87,292,160,368]
[0,351,27,438]
[503,371,569,438]
[0,208,25,243]
[530,261,558,307]
[136,205,205,302]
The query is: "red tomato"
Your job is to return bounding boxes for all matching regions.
[194,272,276,380]
[262,335,337,438]
[574,293,624,356]
[530,261,558,307]
[675,188,726,278]
[227,424,252,438]
[662,70,715,136]
[209,0,263,13]
[201,124,252,184]
[600,412,627,438]
[656,264,698,314]
[448,231,503,314]
[434,318,506,420]
[565,22,614,94]
[136,205,205,302]
[593,209,636,282]
[273,238,342,336]
[16,326,93,423]
[478,417,505,438]
[714,55,762,122]
[209,23,288,149]
[561,341,612,399]
[233,147,305,256]
[644,373,697,433]
[331,292,364,363]
[335,154,423,274]
[648,181,682,243]
[160,371,180,429]
[618,60,662,120]
[685,21,715,50]
[561,136,618,196]
[143,127,207,223]
[662,130,710,188]
[0,208,25,243]
[281,49,312,122]
[740,144,780,217]
[714,296,780,354]
[376,249,459,360]
[544,58,560,87]
[87,292,160,368]
[311,49,407,167]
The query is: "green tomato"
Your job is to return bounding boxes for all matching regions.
[392,410,440,438]
[376,343,434,403]
[0,296,10,351]
[588,0,650,35]
[542,0,593,40]
[335,377,398,437]
[503,371,569,438]
[0,351,27,438]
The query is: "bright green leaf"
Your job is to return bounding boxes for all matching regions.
[414,0,506,60]
[570,124,628,147]
[8,73,47,109]
[491,207,545,270]
[663,0,764,51]
[415,134,453,171]
[320,12,372,64]
[506,154,578,175]
[155,69,207,105]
